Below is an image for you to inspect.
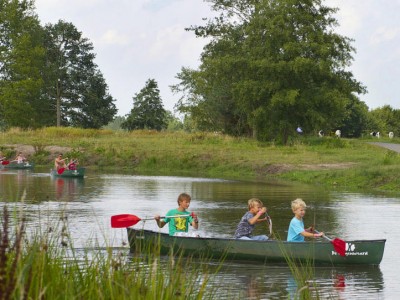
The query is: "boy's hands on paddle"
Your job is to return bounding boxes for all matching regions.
[154,214,165,228]
[257,207,267,216]
[256,207,268,222]
[314,231,324,238]
[192,213,199,223]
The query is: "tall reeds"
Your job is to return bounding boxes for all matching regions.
[0,205,217,299]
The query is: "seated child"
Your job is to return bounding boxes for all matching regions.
[287,198,323,242]
[234,198,269,241]
[154,193,199,236]
[68,159,78,170]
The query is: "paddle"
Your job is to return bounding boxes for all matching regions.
[265,212,273,236]
[1,160,10,165]
[315,230,346,256]
[111,212,196,228]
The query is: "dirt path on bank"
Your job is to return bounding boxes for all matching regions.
[369,142,400,153]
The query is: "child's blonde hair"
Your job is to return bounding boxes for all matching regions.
[177,193,191,204]
[248,198,263,210]
[291,198,306,212]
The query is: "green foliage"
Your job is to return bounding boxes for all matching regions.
[103,115,127,131]
[0,6,117,129]
[122,79,168,131]
[174,0,366,144]
[367,105,400,137]
[0,0,49,128]
[43,20,117,128]
[382,150,398,165]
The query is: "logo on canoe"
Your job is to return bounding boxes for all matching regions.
[332,242,368,256]
[346,243,356,251]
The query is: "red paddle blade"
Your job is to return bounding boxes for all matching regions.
[111,214,141,228]
[1,160,10,165]
[332,238,346,256]
[57,168,65,174]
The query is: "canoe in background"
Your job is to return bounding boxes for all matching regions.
[51,167,85,178]
[1,161,34,169]
[127,228,386,266]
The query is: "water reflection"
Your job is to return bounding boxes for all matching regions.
[206,262,383,299]
[51,177,85,201]
[0,170,397,298]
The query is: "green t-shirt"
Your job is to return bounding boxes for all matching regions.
[163,209,194,236]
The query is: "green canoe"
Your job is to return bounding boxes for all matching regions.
[127,228,386,265]
[51,167,85,178]
[1,161,34,169]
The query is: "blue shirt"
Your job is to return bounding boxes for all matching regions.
[234,211,256,238]
[287,217,305,242]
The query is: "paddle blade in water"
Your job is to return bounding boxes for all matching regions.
[332,238,346,256]
[1,160,10,165]
[57,168,65,174]
[111,214,141,228]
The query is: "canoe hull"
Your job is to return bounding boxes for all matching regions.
[1,162,34,169]
[51,167,85,178]
[127,228,385,265]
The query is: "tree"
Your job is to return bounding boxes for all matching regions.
[174,0,366,143]
[121,79,167,131]
[0,0,48,128]
[336,94,369,138]
[68,71,117,128]
[42,20,117,128]
[103,115,127,131]
[368,105,400,137]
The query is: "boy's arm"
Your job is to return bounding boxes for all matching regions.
[249,207,267,225]
[300,230,323,238]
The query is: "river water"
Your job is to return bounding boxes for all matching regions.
[1,168,399,299]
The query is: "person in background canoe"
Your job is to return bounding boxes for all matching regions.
[287,198,324,242]
[14,152,26,164]
[234,198,269,241]
[67,158,78,170]
[54,153,67,170]
[154,193,199,237]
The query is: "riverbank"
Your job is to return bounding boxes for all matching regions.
[1,127,399,192]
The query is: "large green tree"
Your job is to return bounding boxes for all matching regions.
[122,79,167,131]
[0,0,48,128]
[0,5,116,129]
[42,20,117,128]
[173,0,366,143]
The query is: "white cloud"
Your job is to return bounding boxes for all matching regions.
[99,30,130,46]
[370,27,400,44]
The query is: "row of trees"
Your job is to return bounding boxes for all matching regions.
[0,0,117,129]
[2,0,398,138]
[170,0,375,143]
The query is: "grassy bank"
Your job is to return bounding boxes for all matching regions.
[1,127,400,192]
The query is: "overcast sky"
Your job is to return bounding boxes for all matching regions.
[34,0,400,116]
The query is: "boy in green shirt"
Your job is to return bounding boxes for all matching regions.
[155,193,199,236]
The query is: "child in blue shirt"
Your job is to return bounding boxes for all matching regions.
[287,198,323,242]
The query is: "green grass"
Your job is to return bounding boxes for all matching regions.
[1,127,400,192]
[0,205,219,299]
